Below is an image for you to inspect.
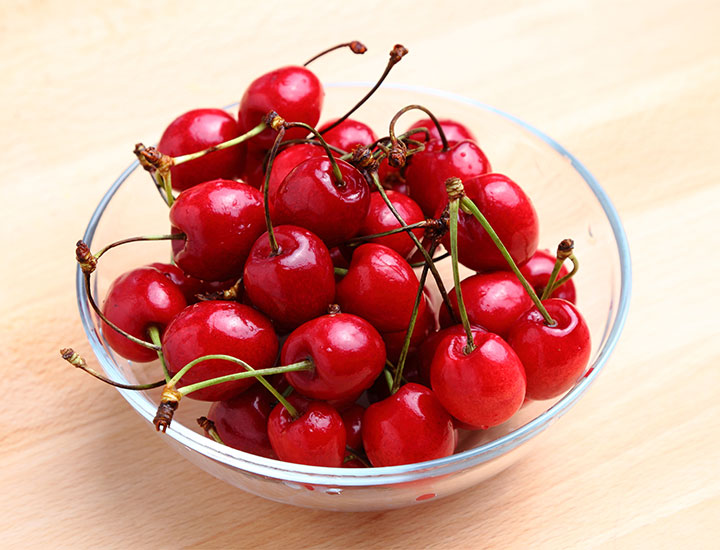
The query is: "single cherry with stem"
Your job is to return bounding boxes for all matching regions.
[520,247,577,303]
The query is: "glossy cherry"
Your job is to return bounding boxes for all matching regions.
[404,139,491,216]
[381,295,435,363]
[271,156,370,246]
[240,146,268,189]
[362,383,455,467]
[430,327,526,428]
[281,312,386,400]
[207,385,276,459]
[157,109,245,191]
[506,298,591,401]
[356,190,425,259]
[101,266,187,362]
[519,249,577,303]
[319,118,377,155]
[243,225,335,330]
[162,301,278,401]
[442,173,539,272]
[439,272,533,337]
[267,394,346,467]
[266,144,324,216]
[170,179,265,282]
[341,404,365,450]
[238,66,323,150]
[149,262,236,304]
[336,243,426,333]
[406,117,476,144]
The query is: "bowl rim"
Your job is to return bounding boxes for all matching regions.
[77,81,632,487]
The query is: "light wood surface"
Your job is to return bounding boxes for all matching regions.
[2,1,719,548]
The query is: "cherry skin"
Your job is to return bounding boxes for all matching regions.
[101,266,187,362]
[381,294,435,363]
[335,243,426,333]
[430,327,526,428]
[162,301,278,402]
[271,156,370,246]
[243,225,335,331]
[404,139,491,216]
[207,385,277,459]
[417,324,473,386]
[157,109,245,191]
[441,173,539,272]
[439,272,533,337]
[506,298,591,401]
[149,262,236,304]
[170,179,265,282]
[266,144,324,216]
[341,404,365,450]
[362,383,455,467]
[319,118,377,155]
[238,66,323,150]
[267,394,346,467]
[281,312,386,400]
[519,249,577,303]
[356,190,425,259]
[240,146,268,189]
[406,117,476,144]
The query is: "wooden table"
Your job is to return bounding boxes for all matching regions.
[2,1,718,547]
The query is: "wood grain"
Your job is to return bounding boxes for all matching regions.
[1,0,719,548]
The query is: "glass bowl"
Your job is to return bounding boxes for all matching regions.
[77,82,631,511]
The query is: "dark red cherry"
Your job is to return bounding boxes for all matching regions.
[381,295,434,363]
[319,118,377,155]
[357,190,425,259]
[149,262,236,304]
[162,301,278,401]
[282,312,386,400]
[170,179,265,282]
[404,139,491,216]
[266,144,324,217]
[240,146,267,189]
[272,157,370,246]
[430,327,526,428]
[439,272,533,337]
[243,225,335,330]
[363,383,455,467]
[207,385,276,459]
[506,299,591,401]
[336,243,424,333]
[519,249,577,303]
[238,66,323,150]
[441,173,539,272]
[157,109,245,191]
[101,267,187,362]
[341,404,365,450]
[267,395,346,467]
[406,118,476,144]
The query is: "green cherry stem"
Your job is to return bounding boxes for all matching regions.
[344,220,428,246]
[197,417,225,445]
[93,233,185,261]
[333,266,349,277]
[448,196,475,354]
[172,120,268,166]
[262,125,287,254]
[286,122,345,185]
[146,325,170,383]
[60,348,165,390]
[410,252,449,268]
[551,255,579,294]
[383,368,394,393]
[541,238,575,300]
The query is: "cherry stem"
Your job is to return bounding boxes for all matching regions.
[410,252,449,268]
[146,325,170,383]
[197,417,225,445]
[262,125,287,254]
[344,220,428,245]
[286,122,344,186]
[277,138,347,157]
[550,254,579,295]
[93,233,185,261]
[456,186,556,326]
[389,105,449,152]
[541,239,575,300]
[320,44,408,135]
[448,198,475,354]
[344,446,371,467]
[370,172,457,324]
[392,240,437,393]
[333,266,349,277]
[383,368,394,393]
[303,40,367,66]
[60,348,165,390]
[172,120,267,167]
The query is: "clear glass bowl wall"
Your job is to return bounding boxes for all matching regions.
[78,83,631,511]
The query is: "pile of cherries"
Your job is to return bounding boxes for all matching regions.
[64,42,591,469]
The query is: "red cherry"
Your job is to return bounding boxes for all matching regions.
[406,118,476,144]
[404,139,491,216]
[267,395,346,467]
[149,262,236,304]
[519,250,577,303]
[356,190,425,259]
[430,327,526,428]
[157,109,245,191]
[362,383,455,467]
[272,157,370,246]
[343,455,366,468]
[439,272,533,337]
[162,301,278,401]
[266,144,325,216]
[319,118,377,155]
[442,173,539,272]
[336,243,425,333]
[238,66,323,150]
[381,295,434,363]
[281,312,386,400]
[416,325,470,386]
[239,147,267,189]
[506,299,591,401]
[101,266,186,362]
[170,179,265,282]
[207,385,277,459]
[243,225,335,330]
[340,403,365,450]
